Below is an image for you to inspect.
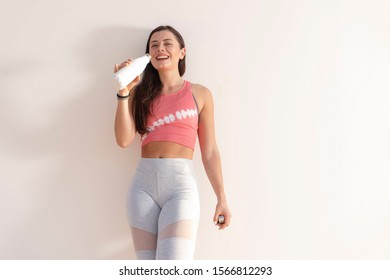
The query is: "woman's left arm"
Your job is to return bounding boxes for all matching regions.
[197,85,231,230]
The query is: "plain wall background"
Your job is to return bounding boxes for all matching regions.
[1,0,389,259]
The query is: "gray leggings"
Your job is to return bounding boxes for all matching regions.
[127,158,200,260]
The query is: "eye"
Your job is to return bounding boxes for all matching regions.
[151,44,158,48]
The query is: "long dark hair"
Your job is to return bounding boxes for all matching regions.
[132,25,186,135]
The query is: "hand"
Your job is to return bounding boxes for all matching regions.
[213,202,231,230]
[114,58,141,96]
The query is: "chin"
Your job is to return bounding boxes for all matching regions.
[154,64,175,73]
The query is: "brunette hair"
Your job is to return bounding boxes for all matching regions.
[132,25,186,135]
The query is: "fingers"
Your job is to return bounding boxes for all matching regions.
[213,212,219,225]
[114,58,133,73]
[133,75,141,85]
[220,214,231,230]
[214,213,231,230]
[217,216,228,230]
[126,75,141,91]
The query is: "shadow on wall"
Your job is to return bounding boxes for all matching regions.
[1,26,151,259]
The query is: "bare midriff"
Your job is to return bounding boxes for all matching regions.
[141,141,194,159]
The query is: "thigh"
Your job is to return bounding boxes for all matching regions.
[127,183,160,235]
[158,171,200,232]
[156,197,200,260]
[158,196,200,232]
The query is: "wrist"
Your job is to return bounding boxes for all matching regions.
[118,88,129,97]
[217,196,227,206]
[117,91,131,101]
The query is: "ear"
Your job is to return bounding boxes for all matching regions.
[180,47,186,59]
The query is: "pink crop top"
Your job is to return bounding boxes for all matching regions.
[141,80,199,150]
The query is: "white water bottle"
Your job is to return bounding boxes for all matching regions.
[113,54,151,91]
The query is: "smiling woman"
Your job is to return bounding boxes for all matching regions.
[147,32,186,85]
[113,25,231,260]
[150,37,181,71]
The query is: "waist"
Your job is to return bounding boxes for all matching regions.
[136,157,195,174]
[141,141,194,159]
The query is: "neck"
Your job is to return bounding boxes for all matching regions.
[158,70,184,94]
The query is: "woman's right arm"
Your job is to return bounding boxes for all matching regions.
[114,60,140,148]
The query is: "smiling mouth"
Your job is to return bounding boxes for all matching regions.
[156,55,169,60]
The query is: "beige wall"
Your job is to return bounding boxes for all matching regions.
[1,0,390,259]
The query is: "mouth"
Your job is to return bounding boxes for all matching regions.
[156,55,169,61]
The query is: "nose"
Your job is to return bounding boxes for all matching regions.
[157,43,165,52]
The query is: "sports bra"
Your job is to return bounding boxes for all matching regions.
[141,80,199,150]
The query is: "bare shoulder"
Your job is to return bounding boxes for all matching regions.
[191,83,213,113]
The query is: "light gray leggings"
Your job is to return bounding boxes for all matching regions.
[127,158,200,260]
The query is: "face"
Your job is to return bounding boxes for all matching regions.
[148,30,186,72]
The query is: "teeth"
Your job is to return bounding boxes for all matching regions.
[157,56,169,60]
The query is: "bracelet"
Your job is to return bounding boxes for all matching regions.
[117,92,131,100]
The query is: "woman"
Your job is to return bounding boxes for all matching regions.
[114,25,231,260]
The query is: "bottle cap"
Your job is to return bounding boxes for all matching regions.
[218,215,225,224]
